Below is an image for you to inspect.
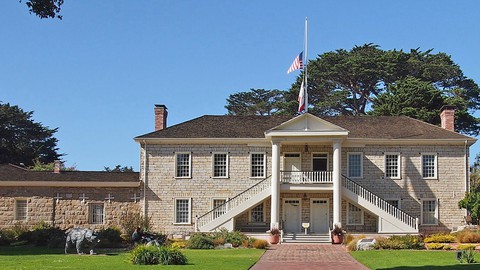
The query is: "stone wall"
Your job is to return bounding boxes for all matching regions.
[0,186,141,231]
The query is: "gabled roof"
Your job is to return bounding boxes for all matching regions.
[0,164,139,183]
[134,114,475,142]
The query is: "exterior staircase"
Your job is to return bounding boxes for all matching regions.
[196,176,271,232]
[282,233,331,244]
[342,175,419,233]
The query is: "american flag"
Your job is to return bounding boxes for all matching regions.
[298,81,305,112]
[287,52,304,74]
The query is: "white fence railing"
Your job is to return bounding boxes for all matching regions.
[342,175,418,230]
[281,171,333,184]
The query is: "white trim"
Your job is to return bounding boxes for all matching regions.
[283,152,302,171]
[14,198,28,221]
[384,152,401,179]
[347,152,363,178]
[421,153,438,179]
[0,181,140,188]
[249,202,266,222]
[174,198,192,224]
[312,152,329,171]
[346,202,364,225]
[250,152,266,178]
[212,152,229,179]
[421,198,438,225]
[175,152,192,179]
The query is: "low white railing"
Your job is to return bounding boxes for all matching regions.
[281,171,333,184]
[196,176,272,230]
[342,175,418,230]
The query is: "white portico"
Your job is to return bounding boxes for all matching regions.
[265,113,349,231]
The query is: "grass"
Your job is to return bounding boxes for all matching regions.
[351,250,480,269]
[0,246,264,269]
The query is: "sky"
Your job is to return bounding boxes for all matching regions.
[1,0,479,171]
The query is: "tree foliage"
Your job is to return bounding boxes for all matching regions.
[458,154,480,223]
[21,0,64,19]
[0,102,62,166]
[225,88,286,116]
[104,165,134,172]
[31,159,76,171]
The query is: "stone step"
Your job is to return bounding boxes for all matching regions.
[282,233,331,243]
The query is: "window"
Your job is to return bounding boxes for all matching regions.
[212,153,228,178]
[89,203,104,224]
[385,199,401,209]
[312,153,328,171]
[15,199,27,220]
[213,199,227,219]
[347,203,363,225]
[422,154,437,179]
[347,153,363,178]
[175,198,191,224]
[385,153,400,179]
[250,202,264,222]
[421,199,438,225]
[175,152,191,178]
[250,153,266,178]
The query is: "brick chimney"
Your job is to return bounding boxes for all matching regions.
[154,104,168,131]
[440,105,455,132]
[53,160,61,173]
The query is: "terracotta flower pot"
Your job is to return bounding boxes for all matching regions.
[332,234,344,244]
[268,234,280,244]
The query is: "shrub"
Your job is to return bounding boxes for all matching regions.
[225,231,248,247]
[458,249,477,264]
[374,235,424,250]
[187,234,214,249]
[252,239,268,249]
[169,239,187,249]
[457,244,477,250]
[129,245,187,265]
[344,234,355,245]
[0,230,12,246]
[424,233,456,243]
[212,237,226,246]
[28,227,65,248]
[120,212,153,241]
[426,243,448,250]
[346,238,360,251]
[455,230,480,243]
[97,227,125,248]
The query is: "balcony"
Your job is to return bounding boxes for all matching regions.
[280,171,333,184]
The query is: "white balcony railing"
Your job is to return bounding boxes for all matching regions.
[280,171,333,184]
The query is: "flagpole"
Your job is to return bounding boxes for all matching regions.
[304,17,308,113]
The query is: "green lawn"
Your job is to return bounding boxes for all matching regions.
[351,250,480,270]
[0,246,264,269]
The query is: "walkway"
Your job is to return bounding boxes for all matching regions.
[250,244,369,270]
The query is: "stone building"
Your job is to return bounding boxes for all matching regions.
[0,163,140,230]
[134,105,476,240]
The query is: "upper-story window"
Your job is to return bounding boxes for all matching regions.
[312,153,328,171]
[347,152,363,178]
[422,154,437,179]
[250,153,266,178]
[385,153,401,179]
[175,152,191,178]
[212,153,228,178]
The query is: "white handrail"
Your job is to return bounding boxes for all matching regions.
[281,171,333,184]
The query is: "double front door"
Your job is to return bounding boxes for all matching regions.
[283,198,329,234]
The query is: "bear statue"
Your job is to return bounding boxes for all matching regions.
[64,228,99,255]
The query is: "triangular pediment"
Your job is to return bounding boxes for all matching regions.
[265,113,349,137]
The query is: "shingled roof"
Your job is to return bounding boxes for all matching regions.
[135,114,474,141]
[0,164,139,182]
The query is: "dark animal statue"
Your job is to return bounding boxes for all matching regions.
[64,228,99,255]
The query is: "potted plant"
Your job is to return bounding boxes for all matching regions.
[331,224,344,244]
[267,228,280,244]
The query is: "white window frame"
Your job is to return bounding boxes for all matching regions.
[384,152,401,179]
[346,203,364,225]
[175,152,192,178]
[174,198,192,224]
[385,198,401,209]
[88,203,104,224]
[421,153,437,179]
[421,198,438,225]
[212,152,229,178]
[312,152,329,171]
[249,202,265,222]
[14,199,28,221]
[212,198,228,219]
[250,152,266,178]
[347,152,363,178]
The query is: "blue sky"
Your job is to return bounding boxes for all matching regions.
[1,0,479,171]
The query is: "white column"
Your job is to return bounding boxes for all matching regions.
[271,141,280,229]
[333,140,342,226]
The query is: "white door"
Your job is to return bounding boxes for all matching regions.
[311,199,329,233]
[284,154,301,183]
[284,199,301,233]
